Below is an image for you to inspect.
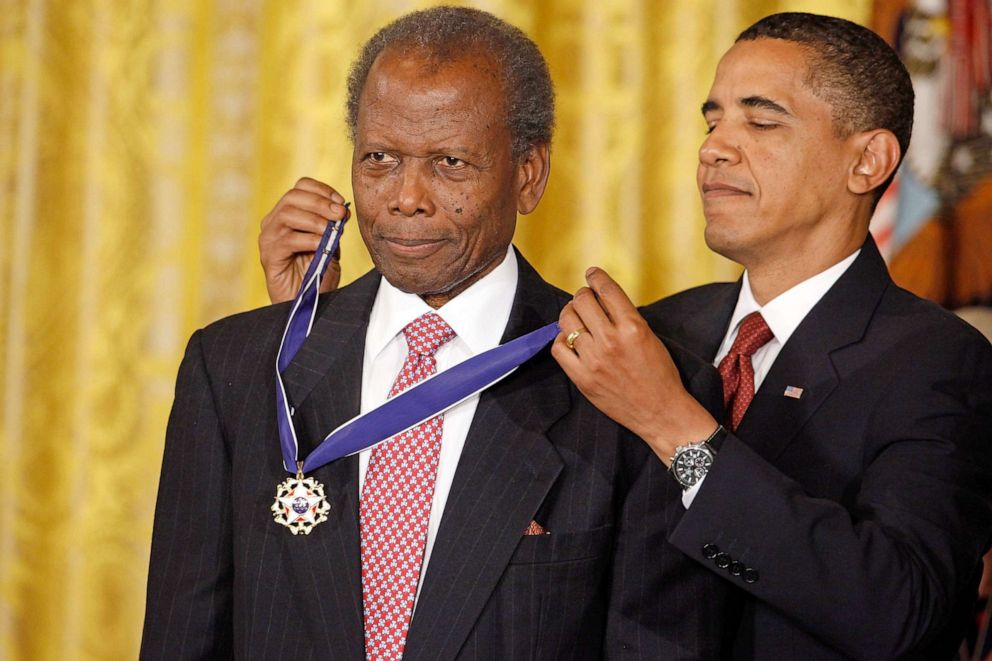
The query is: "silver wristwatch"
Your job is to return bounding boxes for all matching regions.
[669,426,723,489]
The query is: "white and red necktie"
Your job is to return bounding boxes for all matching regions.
[360,312,456,660]
[717,311,773,431]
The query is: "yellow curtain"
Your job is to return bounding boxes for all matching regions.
[0,0,868,658]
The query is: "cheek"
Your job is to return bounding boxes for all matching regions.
[352,174,391,227]
[451,203,493,249]
[437,185,472,214]
[352,183,381,246]
[353,172,385,205]
[451,195,485,227]
[749,151,790,204]
[434,179,495,234]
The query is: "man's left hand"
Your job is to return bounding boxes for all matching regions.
[259,177,349,304]
[551,267,718,465]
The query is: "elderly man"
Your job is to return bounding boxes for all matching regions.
[142,7,729,660]
[554,12,992,660]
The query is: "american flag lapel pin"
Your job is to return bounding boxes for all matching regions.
[783,385,804,399]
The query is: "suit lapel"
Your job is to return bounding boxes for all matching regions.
[279,270,380,659]
[671,282,741,362]
[668,341,726,421]
[404,252,569,661]
[281,269,379,417]
[737,238,891,460]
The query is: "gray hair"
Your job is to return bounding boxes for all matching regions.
[346,6,555,158]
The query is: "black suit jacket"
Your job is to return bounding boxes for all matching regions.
[142,251,730,660]
[641,238,992,660]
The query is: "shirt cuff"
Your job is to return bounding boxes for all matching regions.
[681,476,706,509]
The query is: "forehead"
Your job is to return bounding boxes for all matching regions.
[707,39,817,111]
[356,48,509,146]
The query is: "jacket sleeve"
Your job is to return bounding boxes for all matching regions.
[604,339,733,660]
[605,451,734,660]
[669,331,992,659]
[141,330,234,660]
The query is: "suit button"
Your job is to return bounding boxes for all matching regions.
[702,543,719,559]
[729,561,744,576]
[714,553,731,569]
[743,568,759,584]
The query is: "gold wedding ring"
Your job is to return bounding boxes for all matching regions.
[565,327,587,350]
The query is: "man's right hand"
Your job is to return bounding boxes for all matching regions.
[259,177,350,304]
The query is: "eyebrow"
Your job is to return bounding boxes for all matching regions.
[700,96,792,117]
[741,95,791,116]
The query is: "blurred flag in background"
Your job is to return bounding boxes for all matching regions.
[870,0,992,308]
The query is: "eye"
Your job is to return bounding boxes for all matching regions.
[750,122,778,131]
[439,155,466,168]
[705,123,716,135]
[365,151,396,164]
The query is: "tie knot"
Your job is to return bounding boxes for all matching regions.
[402,312,456,357]
[729,311,773,357]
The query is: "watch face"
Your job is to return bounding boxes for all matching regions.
[673,446,713,487]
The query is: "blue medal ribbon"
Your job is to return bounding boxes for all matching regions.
[275,213,559,475]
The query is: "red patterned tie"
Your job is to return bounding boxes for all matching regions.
[717,311,773,431]
[360,312,456,660]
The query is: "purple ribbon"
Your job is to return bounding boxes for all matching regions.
[275,215,559,475]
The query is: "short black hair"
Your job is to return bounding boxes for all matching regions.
[738,12,914,197]
[346,5,554,159]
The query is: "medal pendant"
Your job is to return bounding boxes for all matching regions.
[271,467,330,535]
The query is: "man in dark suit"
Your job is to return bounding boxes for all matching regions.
[554,12,992,660]
[142,7,729,659]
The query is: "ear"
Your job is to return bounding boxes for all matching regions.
[515,142,551,215]
[848,129,901,196]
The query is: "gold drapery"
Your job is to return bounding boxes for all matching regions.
[0,1,869,658]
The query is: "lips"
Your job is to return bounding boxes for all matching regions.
[384,237,443,247]
[701,181,751,197]
[380,236,448,258]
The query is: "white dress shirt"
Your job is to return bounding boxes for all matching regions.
[682,249,860,507]
[359,245,518,604]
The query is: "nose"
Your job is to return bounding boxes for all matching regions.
[698,126,742,167]
[390,161,435,217]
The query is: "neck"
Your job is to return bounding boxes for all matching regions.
[726,195,877,304]
[418,249,508,309]
[421,292,456,309]
[744,232,865,305]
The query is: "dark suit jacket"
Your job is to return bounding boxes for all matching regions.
[142,251,730,660]
[641,237,992,660]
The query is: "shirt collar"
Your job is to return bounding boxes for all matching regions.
[365,245,518,360]
[728,249,860,345]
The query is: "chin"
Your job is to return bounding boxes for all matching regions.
[380,271,432,295]
[703,225,748,264]
[703,221,731,252]
[376,265,447,297]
